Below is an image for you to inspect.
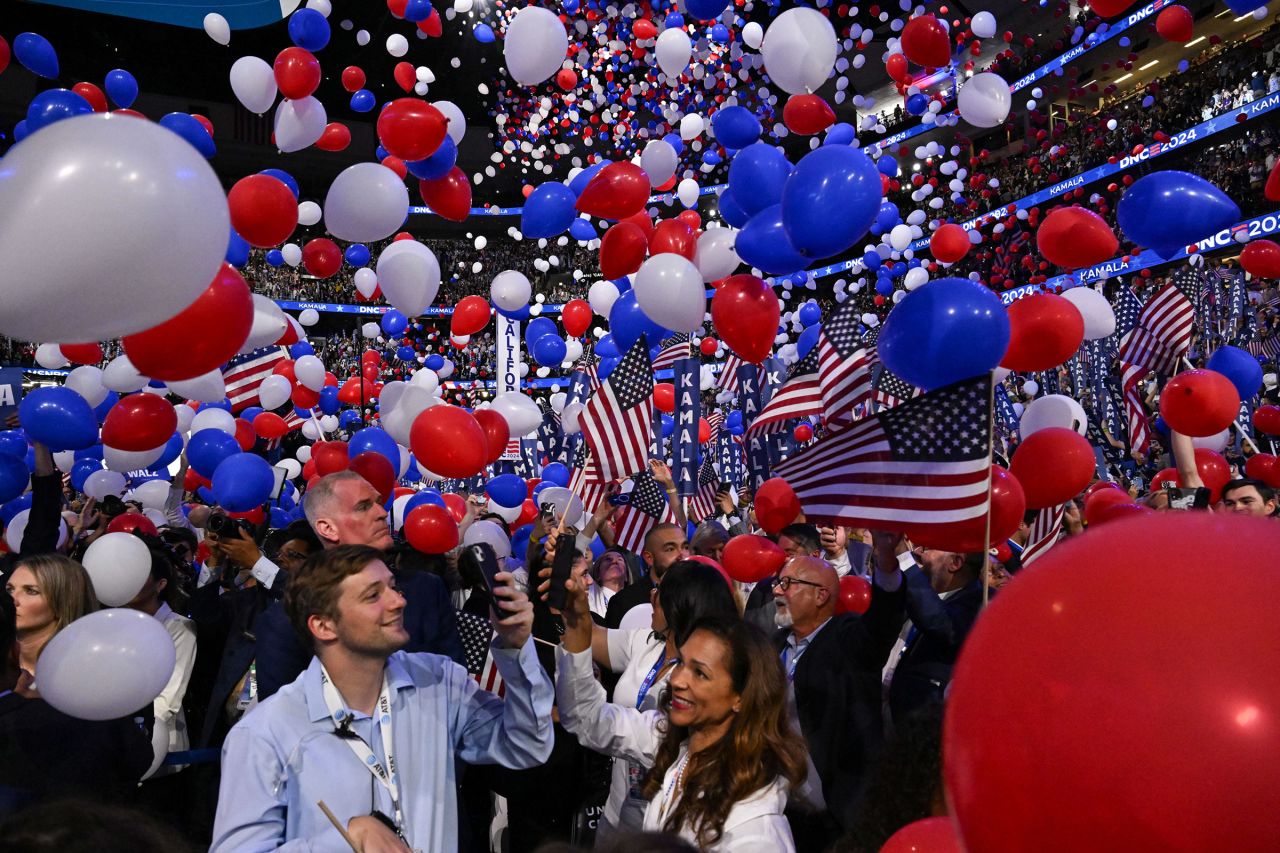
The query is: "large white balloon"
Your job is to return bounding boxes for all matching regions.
[490,392,543,437]
[1019,394,1088,438]
[167,369,226,403]
[491,269,532,311]
[376,240,441,315]
[678,113,704,142]
[130,479,172,511]
[104,444,165,472]
[65,366,108,408]
[83,532,153,607]
[1061,286,1117,340]
[354,266,379,298]
[0,115,229,343]
[656,28,692,78]
[34,344,68,369]
[641,139,678,187]
[258,374,293,410]
[39,609,176,721]
[1191,429,1231,453]
[203,12,231,45]
[229,56,278,114]
[561,401,584,435]
[3,508,68,552]
[462,519,512,561]
[589,279,621,316]
[503,7,568,86]
[84,469,128,500]
[190,406,236,436]
[677,178,701,208]
[295,354,326,391]
[241,294,289,351]
[634,254,706,333]
[433,100,467,144]
[761,8,838,95]
[273,96,327,153]
[957,72,1012,128]
[103,355,149,393]
[324,163,410,242]
[742,21,764,49]
[297,201,322,227]
[694,228,741,283]
[971,10,998,38]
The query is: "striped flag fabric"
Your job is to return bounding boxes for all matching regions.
[568,444,610,519]
[455,609,505,698]
[773,375,994,532]
[1120,363,1152,454]
[745,348,822,438]
[688,455,722,523]
[714,354,745,395]
[1019,503,1067,567]
[613,469,676,553]
[705,410,725,445]
[872,368,920,411]
[1116,280,1195,376]
[861,325,882,368]
[224,346,290,412]
[581,337,655,482]
[817,302,874,429]
[651,334,692,371]
[572,355,601,394]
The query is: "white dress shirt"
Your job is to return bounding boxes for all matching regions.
[145,602,198,779]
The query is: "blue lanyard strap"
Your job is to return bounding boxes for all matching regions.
[635,652,668,710]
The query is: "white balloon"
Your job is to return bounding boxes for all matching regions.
[489,502,522,524]
[4,509,68,552]
[386,33,409,57]
[656,28,692,78]
[278,458,303,480]
[1019,394,1088,438]
[1022,379,1040,397]
[491,269,532,311]
[504,7,568,86]
[376,240,441,315]
[743,21,765,49]
[462,519,512,561]
[34,344,68,369]
[641,139,678,187]
[561,401,584,435]
[203,12,231,45]
[39,609,176,721]
[971,10,998,39]
[354,266,379,298]
[490,392,542,437]
[65,366,108,408]
[282,243,303,267]
[762,8,838,95]
[83,469,128,500]
[1061,287,1116,340]
[273,96,327,153]
[295,355,326,391]
[634,254,706,333]
[241,294,289,351]
[0,115,229,343]
[190,406,236,436]
[167,369,226,403]
[299,308,320,326]
[297,201,322,227]
[677,177,700,208]
[324,163,410,242]
[1191,430,1230,453]
[433,100,467,144]
[410,369,440,396]
[174,403,195,434]
[904,267,930,290]
[589,279,621,316]
[356,29,370,46]
[131,479,172,511]
[679,113,704,142]
[83,532,153,607]
[229,56,277,114]
[957,72,1012,129]
[889,223,914,252]
[103,355,148,393]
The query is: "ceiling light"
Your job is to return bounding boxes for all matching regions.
[1185,36,1206,47]
[1139,59,1159,70]
[1233,13,1253,21]
[1116,73,1133,83]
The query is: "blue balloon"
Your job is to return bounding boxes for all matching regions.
[782,146,883,260]
[212,453,276,512]
[1116,171,1241,259]
[345,244,371,267]
[797,301,822,327]
[159,112,216,158]
[2,495,34,526]
[13,121,30,144]
[541,461,570,487]
[1207,345,1263,400]
[351,89,376,112]
[664,12,685,28]
[474,23,496,42]
[405,489,445,516]
[824,122,856,146]
[878,278,1011,391]
[291,342,316,360]
[526,317,558,344]
[569,160,610,195]
[425,354,445,371]
[717,189,750,228]
[495,302,532,321]
[350,427,399,469]
[223,229,251,269]
[18,387,97,451]
[521,183,577,238]
[736,204,808,275]
[396,345,416,361]
[875,278,895,296]
[104,68,138,108]
[26,88,93,134]
[712,106,762,150]
[93,391,119,425]
[241,406,265,423]
[905,93,929,115]
[663,133,684,155]
[595,334,619,359]
[609,290,668,351]
[339,410,363,430]
[726,410,743,433]
[486,473,527,508]
[532,335,568,367]
[569,218,598,242]
[288,8,331,50]
[381,309,408,336]
[70,458,102,493]
[597,355,620,381]
[876,202,901,231]
[877,157,900,178]
[406,134,458,181]
[797,323,821,359]
[14,33,59,79]
[728,143,792,217]
[0,431,26,458]
[710,23,730,41]
[266,249,285,267]
[260,168,299,198]
[187,428,242,479]
[154,433,186,470]
[685,0,729,18]
[1224,0,1265,14]
[0,454,28,504]
[510,524,534,560]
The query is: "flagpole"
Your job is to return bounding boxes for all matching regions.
[982,371,996,609]
[1180,356,1260,454]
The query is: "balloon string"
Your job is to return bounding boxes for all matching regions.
[1180,357,1260,454]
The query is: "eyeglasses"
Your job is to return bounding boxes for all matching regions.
[275,548,309,562]
[772,576,825,593]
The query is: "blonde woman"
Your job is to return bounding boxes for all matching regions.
[5,553,98,680]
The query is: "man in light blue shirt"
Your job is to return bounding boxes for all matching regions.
[211,544,554,852]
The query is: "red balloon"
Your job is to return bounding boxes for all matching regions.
[562,299,592,337]
[1035,206,1119,269]
[377,98,447,161]
[900,15,951,67]
[442,492,467,523]
[315,122,352,152]
[393,61,416,93]
[1159,370,1240,437]
[1155,4,1194,42]
[101,394,178,451]
[782,94,836,136]
[699,337,718,356]
[1084,486,1133,526]
[58,342,102,364]
[312,440,350,476]
[451,295,491,337]
[930,223,971,263]
[676,209,701,231]
[341,65,366,92]
[1239,240,1280,279]
[411,406,488,478]
[793,423,813,442]
[881,817,963,853]
[303,238,342,278]
[633,18,657,39]
[472,408,510,464]
[653,383,675,413]
[107,512,159,537]
[1253,404,1280,435]
[1245,454,1280,488]
[349,451,396,503]
[404,504,460,553]
[1009,428,1095,509]
[909,466,1025,551]
[698,417,711,444]
[71,82,108,113]
[418,167,471,222]
[755,477,801,535]
[1194,448,1231,501]
[227,175,298,248]
[620,211,655,241]
[886,52,909,82]
[1088,0,1141,15]
[292,383,321,409]
[273,47,321,100]
[944,513,1280,853]
[649,219,697,260]
[232,418,255,451]
[1268,159,1280,203]
[1001,293,1085,371]
[721,535,787,583]
[555,68,578,91]
[835,575,872,616]
[252,412,289,440]
[711,274,781,364]
[1150,466,1180,490]
[599,222,649,279]
[576,162,651,220]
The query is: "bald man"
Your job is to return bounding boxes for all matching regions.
[771,554,905,846]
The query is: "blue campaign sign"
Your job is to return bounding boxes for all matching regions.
[0,368,23,418]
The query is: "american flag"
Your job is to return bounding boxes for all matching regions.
[581,337,654,482]
[568,444,610,519]
[1111,284,1144,341]
[1120,363,1152,453]
[688,455,721,523]
[705,410,725,444]
[744,348,822,438]
[572,355,601,394]
[861,325,882,367]
[872,368,919,411]
[1116,280,1195,376]
[817,302,874,428]
[224,347,290,412]
[613,469,676,553]
[456,608,505,698]
[715,354,745,394]
[1019,503,1066,567]
[651,334,692,371]
[773,375,994,532]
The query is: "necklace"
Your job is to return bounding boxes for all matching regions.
[659,751,691,823]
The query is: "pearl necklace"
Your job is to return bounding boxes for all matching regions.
[659,751,691,823]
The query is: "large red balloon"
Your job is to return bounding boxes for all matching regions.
[1083,485,1134,526]
[835,575,872,615]
[649,219,697,260]
[944,513,1280,853]
[451,295,492,337]
[721,535,787,583]
[393,61,416,93]
[341,65,366,92]
[1239,240,1280,279]
[900,15,951,67]
[315,122,352,152]
[418,167,471,222]
[377,98,447,161]
[411,406,487,478]
[101,394,178,451]
[711,274,780,364]
[653,383,675,414]
[1035,206,1119,269]
[123,264,254,381]
[1154,4,1194,42]
[562,299,592,337]
[349,451,396,503]
[107,512,159,537]
[404,504,459,553]
[303,238,342,278]
[227,175,298,248]
[599,222,649,279]
[782,94,836,135]
[1253,404,1280,435]
[930,223,971,263]
[576,162,651,220]
[1001,293,1085,372]
[472,406,511,464]
[885,52,909,82]
[442,492,467,523]
[252,412,289,440]
[1159,370,1240,437]
[273,47,321,100]
[1194,448,1231,501]
[755,477,801,535]
[1245,453,1280,488]
[1009,428,1095,509]
[909,466,1025,551]
[312,440,350,476]
[59,343,103,364]
[882,818,963,853]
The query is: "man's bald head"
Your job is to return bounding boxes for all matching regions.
[773,555,838,635]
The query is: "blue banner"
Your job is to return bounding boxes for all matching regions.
[276,300,567,316]
[0,367,23,419]
[673,357,701,499]
[736,363,771,491]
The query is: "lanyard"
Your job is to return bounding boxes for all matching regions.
[319,665,405,840]
[634,651,669,710]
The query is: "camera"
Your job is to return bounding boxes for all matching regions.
[207,512,253,539]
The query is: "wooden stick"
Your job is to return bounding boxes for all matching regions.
[317,800,359,852]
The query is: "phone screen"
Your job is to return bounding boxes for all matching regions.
[545,533,577,611]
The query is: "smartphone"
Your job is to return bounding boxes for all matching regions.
[270,465,289,501]
[1166,486,1211,511]
[544,532,577,612]
[463,543,504,599]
